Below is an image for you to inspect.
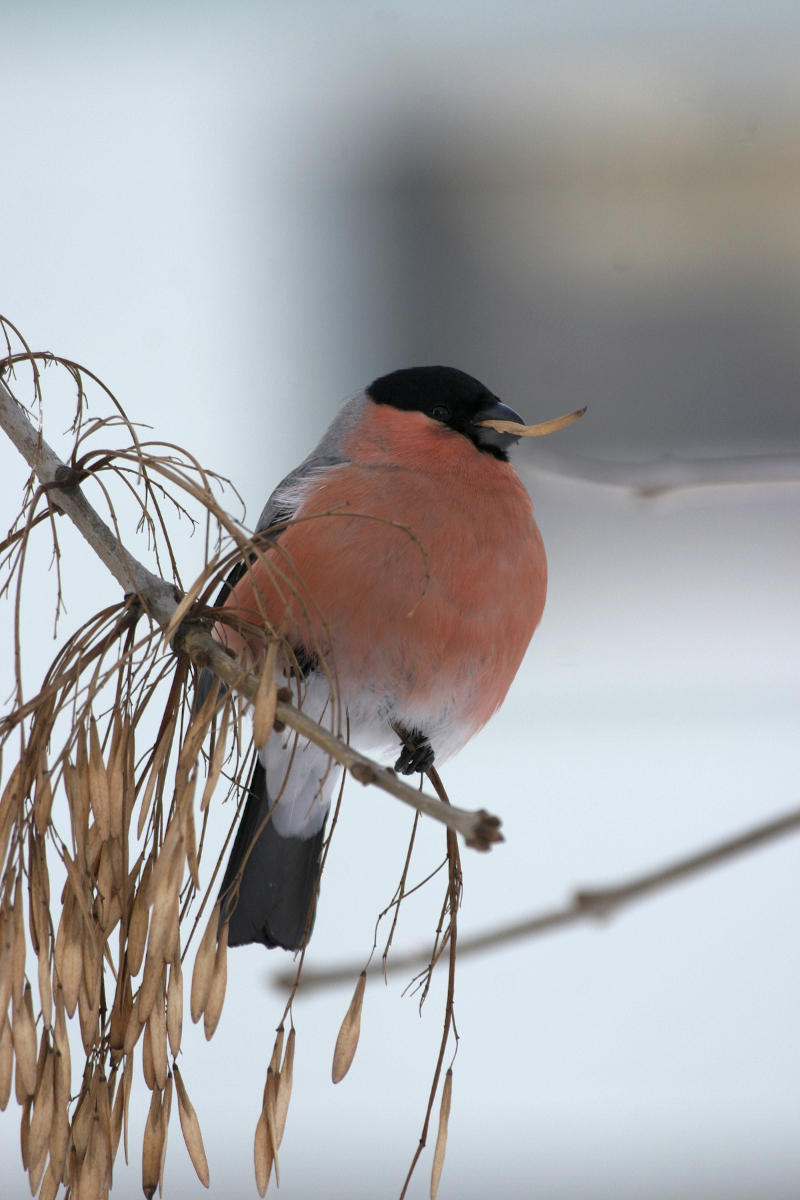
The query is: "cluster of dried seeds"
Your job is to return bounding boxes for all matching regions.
[0,651,235,1199]
[253,1024,294,1196]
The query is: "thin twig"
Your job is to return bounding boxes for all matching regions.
[398,766,460,1200]
[272,801,800,992]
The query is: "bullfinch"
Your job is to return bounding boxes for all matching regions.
[201,366,547,952]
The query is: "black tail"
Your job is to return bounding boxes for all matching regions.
[218,760,324,951]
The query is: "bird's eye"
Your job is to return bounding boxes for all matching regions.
[431,405,451,422]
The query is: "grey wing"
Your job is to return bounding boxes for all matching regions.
[253,389,367,532]
[195,390,368,710]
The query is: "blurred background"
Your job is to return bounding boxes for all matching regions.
[1,2,799,1197]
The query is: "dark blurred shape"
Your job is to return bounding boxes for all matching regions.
[300,112,800,463]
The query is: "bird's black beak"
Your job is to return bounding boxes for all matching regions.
[472,401,525,452]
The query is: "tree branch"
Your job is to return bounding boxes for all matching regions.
[522,446,800,494]
[0,375,502,849]
[274,801,800,992]
[0,375,179,625]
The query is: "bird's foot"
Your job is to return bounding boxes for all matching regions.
[394,728,435,776]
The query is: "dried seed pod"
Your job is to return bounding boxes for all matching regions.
[109,833,125,901]
[149,977,168,1092]
[34,1022,49,1090]
[88,717,111,841]
[0,761,23,873]
[177,678,218,775]
[49,1052,69,1183]
[78,972,99,1056]
[12,874,26,1010]
[253,641,279,751]
[105,890,123,941]
[68,1144,79,1195]
[81,916,99,1011]
[430,1069,453,1200]
[0,910,13,1021]
[138,951,165,1025]
[124,851,144,912]
[269,1025,284,1078]
[63,758,88,865]
[36,837,50,907]
[162,890,181,972]
[142,1086,164,1200]
[331,972,366,1084]
[253,1108,272,1198]
[265,1067,280,1186]
[54,985,71,1087]
[97,1112,112,1199]
[80,949,102,1052]
[127,860,152,978]
[97,1072,113,1189]
[123,988,145,1057]
[76,727,95,861]
[166,957,183,1060]
[29,1138,49,1196]
[201,701,230,812]
[96,842,114,931]
[185,793,200,890]
[0,1014,13,1110]
[61,898,84,1018]
[12,983,38,1097]
[122,1050,133,1165]
[190,903,220,1024]
[14,1039,28,1106]
[111,1065,124,1164]
[203,922,229,1041]
[476,405,586,437]
[107,713,123,779]
[38,1162,60,1200]
[79,1113,104,1200]
[28,1040,54,1178]
[109,973,133,1060]
[109,724,126,840]
[63,892,87,1022]
[27,874,40,962]
[138,721,174,840]
[26,695,57,789]
[87,819,103,878]
[37,936,53,1030]
[159,1072,173,1195]
[173,1066,209,1188]
[147,818,184,910]
[274,1027,295,1147]
[71,1079,94,1163]
[34,758,54,837]
[142,1018,156,1091]
[124,720,137,835]
[147,853,182,970]
[52,889,70,986]
[145,865,183,996]
[20,1094,32,1168]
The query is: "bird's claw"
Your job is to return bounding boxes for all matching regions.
[394,730,435,776]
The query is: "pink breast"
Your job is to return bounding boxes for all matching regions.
[225,410,546,739]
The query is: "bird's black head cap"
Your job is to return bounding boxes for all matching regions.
[367,366,519,460]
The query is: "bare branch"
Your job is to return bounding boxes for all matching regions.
[0,373,501,848]
[522,445,800,494]
[0,374,178,625]
[275,802,800,992]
